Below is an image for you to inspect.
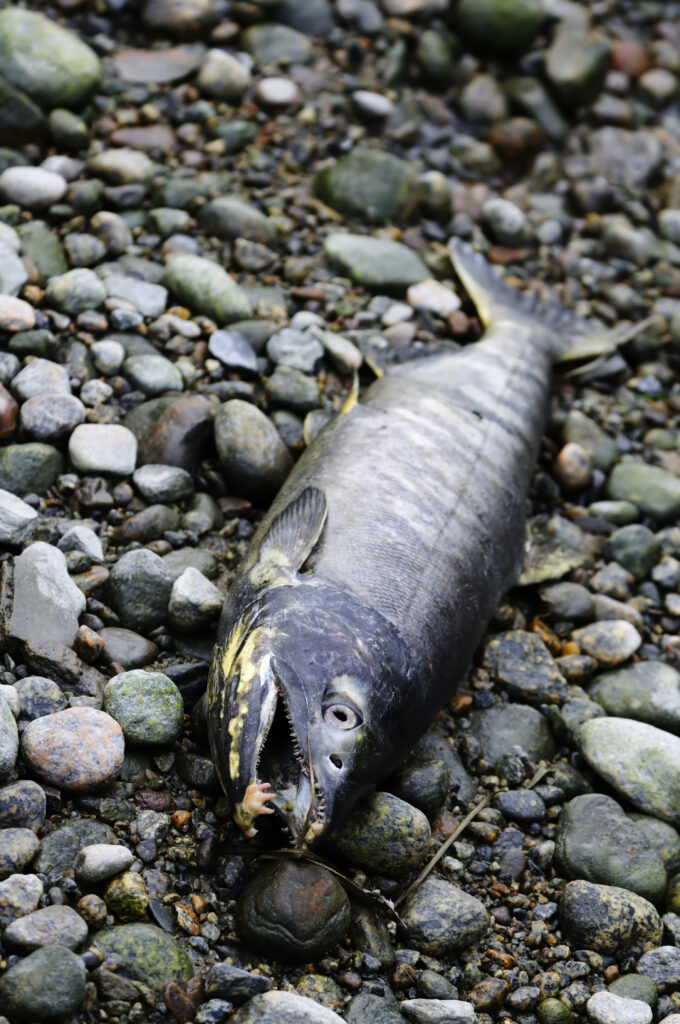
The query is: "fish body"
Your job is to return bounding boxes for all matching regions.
[207,241,619,846]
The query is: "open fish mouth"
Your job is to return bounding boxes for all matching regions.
[250,655,326,845]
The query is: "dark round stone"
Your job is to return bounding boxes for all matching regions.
[235,860,350,964]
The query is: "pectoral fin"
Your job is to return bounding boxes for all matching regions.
[249,487,328,587]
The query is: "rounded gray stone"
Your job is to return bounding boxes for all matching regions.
[132,463,193,503]
[0,696,19,782]
[20,394,86,442]
[0,944,86,1021]
[400,877,489,956]
[123,354,184,396]
[11,358,70,401]
[328,792,431,877]
[103,670,184,745]
[15,676,68,721]
[69,424,137,475]
[589,662,680,733]
[214,398,293,500]
[586,990,652,1024]
[266,328,324,374]
[208,330,259,375]
[34,819,115,877]
[323,233,428,291]
[4,904,88,951]
[607,462,680,522]
[0,166,66,210]
[75,843,135,885]
[108,548,173,633]
[315,149,418,225]
[168,567,223,632]
[45,268,107,315]
[230,990,345,1024]
[559,880,662,954]
[91,339,125,375]
[0,780,46,831]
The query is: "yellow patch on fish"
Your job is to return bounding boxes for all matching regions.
[249,545,295,588]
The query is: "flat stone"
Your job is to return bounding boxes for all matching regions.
[589,661,680,733]
[15,676,68,721]
[4,904,88,951]
[576,717,680,827]
[267,328,324,373]
[5,541,86,648]
[0,488,37,545]
[0,238,28,295]
[208,330,259,375]
[69,424,137,475]
[12,358,70,401]
[401,1000,477,1024]
[112,46,201,83]
[241,23,316,65]
[324,233,428,291]
[99,627,159,669]
[572,620,641,666]
[87,148,156,184]
[124,354,183,396]
[231,990,345,1024]
[560,880,662,954]
[315,149,418,224]
[482,630,569,704]
[103,670,183,746]
[21,706,124,791]
[607,462,680,521]
[400,877,489,956]
[45,268,107,315]
[0,945,86,1022]
[0,166,66,209]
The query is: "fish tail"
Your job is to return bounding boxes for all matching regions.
[448,239,651,365]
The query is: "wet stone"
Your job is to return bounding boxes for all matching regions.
[577,717,680,827]
[589,661,680,733]
[200,196,276,245]
[124,354,183,396]
[328,792,431,876]
[204,963,273,1005]
[0,780,45,831]
[235,860,351,964]
[91,922,191,993]
[21,706,124,791]
[572,620,641,667]
[540,582,595,622]
[400,877,489,956]
[105,871,149,922]
[241,23,316,66]
[388,751,450,820]
[0,873,42,926]
[98,627,158,669]
[494,789,546,829]
[482,630,569,704]
[108,548,173,633]
[214,398,293,501]
[554,793,667,904]
[103,670,183,746]
[324,233,428,291]
[230,991,345,1024]
[132,464,193,504]
[587,991,652,1024]
[607,973,658,1007]
[112,503,180,545]
[75,843,134,885]
[58,524,103,563]
[0,945,86,1022]
[4,904,88,951]
[607,462,680,522]
[34,818,115,876]
[0,828,39,877]
[560,880,662,954]
[469,703,556,766]
[163,548,219,580]
[265,365,322,414]
[168,567,223,632]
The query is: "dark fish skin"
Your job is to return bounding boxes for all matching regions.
[207,241,611,846]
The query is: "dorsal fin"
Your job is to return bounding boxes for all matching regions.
[249,487,328,587]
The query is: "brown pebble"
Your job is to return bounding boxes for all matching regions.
[163,980,197,1024]
[0,383,18,440]
[71,565,110,598]
[604,964,620,982]
[529,617,562,655]
[73,624,106,664]
[77,893,107,928]
[172,809,191,831]
[341,972,362,990]
[554,442,592,491]
[175,902,200,936]
[186,977,204,1009]
[492,905,512,925]
[447,310,473,337]
[468,977,510,1010]
[392,962,417,989]
[136,790,176,811]
[489,117,546,164]
[610,40,650,77]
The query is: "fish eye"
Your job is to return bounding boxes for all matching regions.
[323,703,361,729]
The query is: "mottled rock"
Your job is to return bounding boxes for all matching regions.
[589,662,680,733]
[21,707,124,791]
[0,780,45,831]
[483,630,568,704]
[400,878,489,956]
[4,904,88,951]
[45,268,107,314]
[571,620,641,667]
[560,880,662,953]
[204,963,273,1005]
[5,541,86,648]
[0,873,42,926]
[104,670,183,746]
[230,991,345,1024]
[329,792,430,876]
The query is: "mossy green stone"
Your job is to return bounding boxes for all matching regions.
[589,662,680,733]
[559,880,662,954]
[457,0,544,54]
[315,149,418,224]
[17,221,68,280]
[537,999,579,1024]
[163,254,252,324]
[104,670,183,746]
[608,973,658,1008]
[545,31,610,107]
[199,197,277,244]
[0,9,101,110]
[327,792,430,876]
[607,461,680,521]
[324,234,428,292]
[91,923,191,994]
[104,871,149,921]
[240,24,316,65]
[0,443,63,496]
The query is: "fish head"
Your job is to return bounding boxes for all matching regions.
[209,589,410,847]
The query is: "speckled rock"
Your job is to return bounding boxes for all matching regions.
[0,945,86,1022]
[104,670,183,746]
[0,828,39,877]
[576,717,680,827]
[11,358,70,400]
[571,620,641,667]
[34,819,115,876]
[0,873,42,926]
[315,149,418,224]
[0,694,18,780]
[555,794,667,903]
[469,703,556,766]
[214,398,293,500]
[235,860,351,964]
[91,922,191,993]
[589,662,680,733]
[104,871,149,922]
[400,877,490,956]
[107,548,173,633]
[3,904,88,951]
[0,442,63,495]
[483,630,568,704]
[636,947,680,992]
[20,394,85,442]
[328,792,431,876]
[230,991,345,1024]
[21,707,124,791]
[0,780,45,831]
[560,880,662,954]
[45,268,107,314]
[15,676,67,721]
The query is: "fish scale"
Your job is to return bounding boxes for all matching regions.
[208,240,625,845]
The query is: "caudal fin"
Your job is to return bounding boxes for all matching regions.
[448,239,651,364]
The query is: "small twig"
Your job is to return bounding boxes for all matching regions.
[394,759,552,910]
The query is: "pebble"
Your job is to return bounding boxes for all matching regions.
[571,620,641,666]
[0,944,86,1021]
[0,166,66,209]
[91,339,125,375]
[204,963,274,1005]
[577,717,680,826]
[200,197,277,245]
[168,567,223,632]
[0,488,38,545]
[407,279,461,317]
[255,76,301,108]
[108,548,174,633]
[20,393,86,442]
[132,464,193,503]
[91,923,191,993]
[15,676,68,721]
[483,630,569,704]
[586,990,652,1024]
[235,860,351,964]
[34,818,115,876]
[316,149,418,224]
[124,353,184,396]
[560,880,662,954]
[636,947,680,992]
[469,702,556,766]
[401,1001,478,1023]
[105,274,167,317]
[482,197,529,245]
[0,828,39,877]
[0,780,45,831]
[75,843,135,885]
[99,627,159,669]
[104,871,149,921]
[0,442,64,495]
[230,991,345,1024]
[7,541,86,648]
[324,233,428,290]
[267,327,325,373]
[589,661,680,733]
[58,524,104,563]
[400,877,489,956]
[12,358,70,401]
[607,462,680,521]
[0,295,35,331]
[214,398,293,500]
[21,707,124,791]
[329,792,431,875]
[198,48,252,101]
[45,268,107,314]
[555,793,667,903]
[0,873,42,925]
[163,254,252,324]
[0,695,19,781]
[104,670,183,746]
[4,904,88,951]
[208,330,259,375]
[68,424,137,475]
